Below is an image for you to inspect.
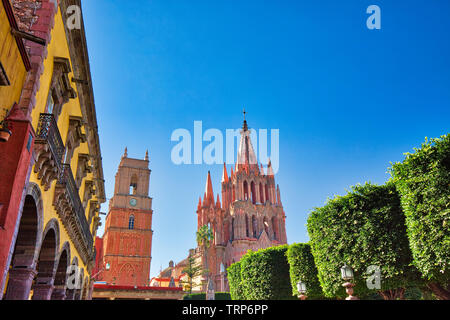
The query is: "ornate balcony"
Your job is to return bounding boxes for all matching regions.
[53,164,94,264]
[34,113,65,191]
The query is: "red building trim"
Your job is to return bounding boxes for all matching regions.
[1,0,31,71]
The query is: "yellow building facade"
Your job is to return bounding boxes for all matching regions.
[0,0,29,124]
[1,0,105,300]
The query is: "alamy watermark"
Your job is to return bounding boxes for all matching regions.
[367,5,381,30]
[66,5,81,30]
[171,121,280,174]
[366,265,382,290]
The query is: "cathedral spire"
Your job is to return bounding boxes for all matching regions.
[205,171,214,205]
[222,163,229,183]
[236,112,258,174]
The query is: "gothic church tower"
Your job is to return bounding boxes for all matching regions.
[196,118,288,291]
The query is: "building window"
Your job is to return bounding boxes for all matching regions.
[128,215,135,230]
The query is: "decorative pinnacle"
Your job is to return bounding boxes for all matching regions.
[242,108,248,132]
[123,147,128,158]
[145,150,149,161]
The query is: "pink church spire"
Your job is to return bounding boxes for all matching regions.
[204,171,215,205]
[222,163,229,183]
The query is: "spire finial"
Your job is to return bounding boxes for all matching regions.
[124,147,128,158]
[145,150,149,161]
[242,108,248,131]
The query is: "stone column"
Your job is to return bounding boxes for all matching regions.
[51,286,67,300]
[65,289,76,300]
[4,268,37,300]
[32,283,54,300]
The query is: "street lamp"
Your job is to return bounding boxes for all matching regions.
[296,280,307,300]
[341,264,359,300]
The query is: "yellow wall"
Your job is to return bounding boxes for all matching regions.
[0,4,27,117]
[29,8,99,276]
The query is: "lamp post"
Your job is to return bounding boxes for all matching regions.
[341,264,359,300]
[296,281,307,300]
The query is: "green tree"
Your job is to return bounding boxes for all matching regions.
[196,225,214,288]
[227,261,245,300]
[181,252,201,294]
[239,245,294,300]
[307,182,422,299]
[286,243,324,299]
[390,134,450,299]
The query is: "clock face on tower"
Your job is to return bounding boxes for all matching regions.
[129,198,137,207]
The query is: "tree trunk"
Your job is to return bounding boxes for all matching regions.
[427,282,450,300]
[379,288,405,300]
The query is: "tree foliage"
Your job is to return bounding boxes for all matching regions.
[181,252,202,294]
[286,243,324,299]
[239,245,294,300]
[307,182,421,299]
[390,134,450,298]
[227,261,245,300]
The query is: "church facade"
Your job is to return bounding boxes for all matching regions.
[193,119,288,292]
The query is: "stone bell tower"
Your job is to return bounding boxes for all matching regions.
[96,149,153,287]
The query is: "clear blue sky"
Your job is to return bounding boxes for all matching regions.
[82,0,450,278]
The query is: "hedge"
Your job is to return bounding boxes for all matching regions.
[307,182,421,299]
[286,243,324,299]
[239,245,294,300]
[227,261,245,300]
[182,292,231,300]
[390,134,450,299]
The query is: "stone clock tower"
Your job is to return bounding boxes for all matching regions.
[95,149,153,287]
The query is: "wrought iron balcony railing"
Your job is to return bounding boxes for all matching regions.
[58,164,93,253]
[35,113,65,171]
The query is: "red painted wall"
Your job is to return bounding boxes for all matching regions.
[0,120,34,290]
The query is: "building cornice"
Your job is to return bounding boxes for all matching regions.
[59,0,105,203]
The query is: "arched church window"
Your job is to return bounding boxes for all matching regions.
[259,183,264,203]
[251,181,256,205]
[243,181,249,201]
[231,218,235,241]
[128,215,135,230]
[265,184,270,204]
[245,215,249,237]
[252,215,258,238]
[272,216,279,241]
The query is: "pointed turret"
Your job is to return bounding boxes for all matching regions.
[222,163,229,183]
[204,171,215,205]
[230,167,234,179]
[260,164,265,175]
[216,194,221,209]
[267,159,274,177]
[145,150,149,161]
[198,197,202,210]
[123,147,128,158]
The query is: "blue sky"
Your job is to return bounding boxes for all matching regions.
[81,0,450,278]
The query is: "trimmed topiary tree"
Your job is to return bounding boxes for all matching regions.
[390,134,450,299]
[307,182,422,300]
[239,245,294,300]
[227,261,245,300]
[286,243,324,299]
